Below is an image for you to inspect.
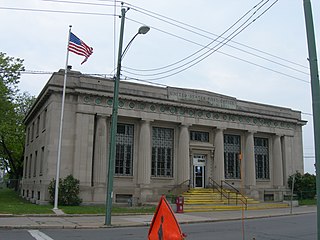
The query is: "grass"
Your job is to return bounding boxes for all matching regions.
[0,188,52,214]
[0,188,156,215]
[61,205,156,215]
[299,198,316,206]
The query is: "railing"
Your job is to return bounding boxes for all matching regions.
[208,178,247,209]
[208,177,229,202]
[221,180,247,209]
[167,179,190,199]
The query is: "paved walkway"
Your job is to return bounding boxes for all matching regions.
[0,206,316,229]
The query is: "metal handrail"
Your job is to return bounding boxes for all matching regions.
[208,177,228,201]
[167,179,190,196]
[221,180,247,209]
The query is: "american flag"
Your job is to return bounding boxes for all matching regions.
[68,32,93,64]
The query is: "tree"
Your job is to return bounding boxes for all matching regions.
[288,172,316,199]
[0,52,35,189]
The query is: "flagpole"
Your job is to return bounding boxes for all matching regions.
[53,25,72,210]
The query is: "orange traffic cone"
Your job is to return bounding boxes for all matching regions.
[148,195,186,239]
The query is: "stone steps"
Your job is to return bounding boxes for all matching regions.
[181,188,288,212]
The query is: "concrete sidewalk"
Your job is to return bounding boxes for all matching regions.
[0,206,316,229]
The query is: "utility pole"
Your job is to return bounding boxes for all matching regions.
[303,0,320,239]
[105,7,126,226]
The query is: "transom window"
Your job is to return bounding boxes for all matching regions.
[224,134,241,179]
[190,131,209,142]
[152,127,174,177]
[115,124,134,176]
[254,137,269,179]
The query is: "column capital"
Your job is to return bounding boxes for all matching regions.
[215,127,226,132]
[179,123,192,128]
[274,133,283,138]
[140,118,153,123]
[96,114,110,119]
[246,130,257,136]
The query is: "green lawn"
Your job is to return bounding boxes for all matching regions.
[0,188,156,215]
[0,188,52,214]
[299,198,316,206]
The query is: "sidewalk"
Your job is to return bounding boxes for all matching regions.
[0,206,316,229]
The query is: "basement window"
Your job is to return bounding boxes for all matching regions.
[116,194,132,203]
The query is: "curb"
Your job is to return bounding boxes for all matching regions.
[0,211,315,230]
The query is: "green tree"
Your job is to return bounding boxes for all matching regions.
[288,172,316,199]
[0,52,35,188]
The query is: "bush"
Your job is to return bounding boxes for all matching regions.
[288,172,316,199]
[48,175,82,206]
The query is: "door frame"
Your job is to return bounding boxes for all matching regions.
[192,154,207,188]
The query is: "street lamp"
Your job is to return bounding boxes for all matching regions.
[105,7,150,226]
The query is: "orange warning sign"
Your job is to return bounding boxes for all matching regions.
[148,195,186,240]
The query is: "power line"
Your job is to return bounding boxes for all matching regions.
[0,6,117,16]
[124,0,268,74]
[302,112,313,116]
[36,0,308,74]
[123,1,291,81]
[123,1,308,71]
[40,0,118,7]
[122,1,309,83]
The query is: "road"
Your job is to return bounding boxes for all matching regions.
[0,213,316,240]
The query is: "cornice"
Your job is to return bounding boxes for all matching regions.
[80,94,303,130]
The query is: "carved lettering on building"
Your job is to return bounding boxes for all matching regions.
[167,88,237,109]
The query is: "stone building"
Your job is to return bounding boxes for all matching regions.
[21,69,306,204]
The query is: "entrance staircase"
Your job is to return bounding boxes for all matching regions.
[182,188,289,212]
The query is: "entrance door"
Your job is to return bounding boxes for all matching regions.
[194,165,205,188]
[193,154,206,188]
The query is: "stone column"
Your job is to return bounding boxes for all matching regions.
[93,116,107,186]
[282,135,293,184]
[138,120,152,202]
[273,135,283,187]
[213,128,225,182]
[177,124,190,185]
[244,131,256,187]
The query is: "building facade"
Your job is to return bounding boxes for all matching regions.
[21,69,306,204]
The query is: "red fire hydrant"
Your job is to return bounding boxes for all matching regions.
[175,196,184,213]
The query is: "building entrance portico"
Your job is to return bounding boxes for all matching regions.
[193,154,206,188]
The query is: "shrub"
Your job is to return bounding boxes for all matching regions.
[288,172,316,199]
[48,175,82,206]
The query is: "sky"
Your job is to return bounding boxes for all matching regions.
[1,0,319,174]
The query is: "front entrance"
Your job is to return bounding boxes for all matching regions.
[193,154,206,188]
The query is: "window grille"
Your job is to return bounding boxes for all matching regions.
[151,127,174,177]
[31,122,34,141]
[36,115,40,136]
[29,154,32,178]
[42,109,47,131]
[115,124,134,176]
[254,137,269,179]
[33,151,37,177]
[24,157,28,178]
[39,147,44,176]
[224,134,241,179]
[190,131,209,142]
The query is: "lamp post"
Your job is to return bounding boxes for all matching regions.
[303,1,320,238]
[105,7,150,226]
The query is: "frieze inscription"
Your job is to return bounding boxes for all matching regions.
[167,88,237,109]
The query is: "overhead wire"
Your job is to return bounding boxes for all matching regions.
[33,0,308,74]
[123,1,308,71]
[122,1,284,81]
[1,0,309,83]
[40,0,117,7]
[121,1,309,83]
[0,6,117,16]
[124,0,268,74]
